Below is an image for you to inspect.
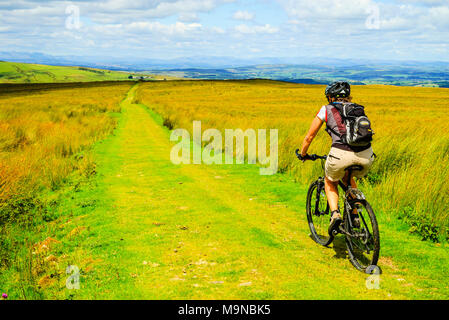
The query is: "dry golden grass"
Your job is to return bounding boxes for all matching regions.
[136,80,449,240]
[0,82,133,220]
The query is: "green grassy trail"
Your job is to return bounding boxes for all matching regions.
[36,84,449,299]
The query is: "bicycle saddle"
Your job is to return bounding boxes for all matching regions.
[345,165,364,171]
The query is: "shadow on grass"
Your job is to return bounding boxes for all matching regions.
[306,234,348,260]
[331,236,348,260]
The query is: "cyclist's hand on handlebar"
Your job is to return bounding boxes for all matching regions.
[295,149,312,162]
[295,150,327,162]
[302,154,317,161]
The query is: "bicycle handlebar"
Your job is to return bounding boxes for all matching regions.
[295,149,327,161]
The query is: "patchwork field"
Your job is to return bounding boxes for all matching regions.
[1,80,449,300]
[147,64,449,87]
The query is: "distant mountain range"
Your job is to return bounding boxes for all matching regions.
[146,64,449,87]
[1,51,449,87]
[3,51,449,70]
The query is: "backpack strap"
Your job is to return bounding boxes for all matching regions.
[330,102,344,112]
[326,125,342,138]
[325,103,345,138]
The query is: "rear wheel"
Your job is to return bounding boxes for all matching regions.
[306,180,332,246]
[345,200,380,272]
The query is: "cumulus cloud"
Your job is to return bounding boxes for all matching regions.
[277,0,377,22]
[1,0,235,24]
[126,21,202,35]
[234,23,278,34]
[397,0,448,5]
[0,0,448,61]
[273,0,449,61]
[232,10,254,20]
[178,12,200,22]
[278,0,449,38]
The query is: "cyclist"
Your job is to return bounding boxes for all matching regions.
[298,81,375,234]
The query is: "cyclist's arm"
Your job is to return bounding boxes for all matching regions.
[300,116,324,157]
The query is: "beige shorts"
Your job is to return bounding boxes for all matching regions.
[325,147,375,182]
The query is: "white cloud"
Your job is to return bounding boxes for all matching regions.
[279,0,449,35]
[1,1,236,24]
[126,21,202,35]
[278,0,374,20]
[0,0,448,61]
[178,12,200,22]
[138,0,221,18]
[233,10,254,21]
[426,5,449,28]
[212,26,225,34]
[397,0,448,5]
[90,20,203,38]
[235,24,279,34]
[379,17,410,30]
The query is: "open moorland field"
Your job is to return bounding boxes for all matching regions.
[1,80,449,300]
[0,61,135,83]
[136,80,449,241]
[0,81,133,293]
[0,61,178,84]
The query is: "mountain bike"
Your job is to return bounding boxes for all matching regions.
[295,149,380,272]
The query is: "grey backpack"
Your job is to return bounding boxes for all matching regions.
[328,102,374,147]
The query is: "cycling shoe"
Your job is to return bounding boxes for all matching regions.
[328,216,343,235]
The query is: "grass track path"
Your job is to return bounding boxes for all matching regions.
[63,84,447,299]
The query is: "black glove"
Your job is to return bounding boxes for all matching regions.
[296,149,311,161]
[301,154,313,161]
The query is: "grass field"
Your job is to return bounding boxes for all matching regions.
[135,80,449,242]
[0,61,137,83]
[0,81,133,273]
[1,81,449,300]
[0,61,182,84]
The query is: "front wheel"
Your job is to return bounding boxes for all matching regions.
[306,179,332,246]
[345,200,380,272]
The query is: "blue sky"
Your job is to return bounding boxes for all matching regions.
[1,0,448,62]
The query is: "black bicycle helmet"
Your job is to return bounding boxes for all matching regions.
[325,81,351,98]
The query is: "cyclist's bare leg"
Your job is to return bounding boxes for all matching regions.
[342,171,357,188]
[325,177,343,234]
[325,173,358,218]
[341,172,360,217]
[324,177,341,219]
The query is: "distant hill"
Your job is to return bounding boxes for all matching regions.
[0,61,136,83]
[1,57,448,87]
[146,64,449,87]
